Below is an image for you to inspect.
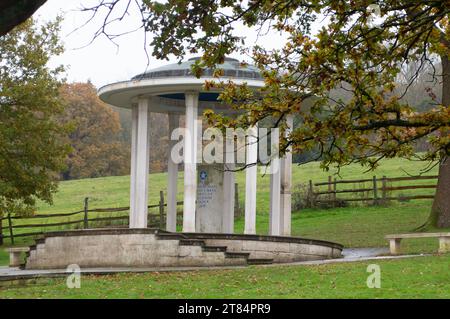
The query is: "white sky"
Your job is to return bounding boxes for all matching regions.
[35,0,165,88]
[34,0,292,89]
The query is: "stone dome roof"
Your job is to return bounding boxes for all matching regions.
[132,57,262,81]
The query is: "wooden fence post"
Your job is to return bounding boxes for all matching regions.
[381,175,387,204]
[372,176,378,205]
[0,216,3,245]
[7,213,14,245]
[308,180,315,208]
[159,190,165,229]
[83,197,89,229]
[234,183,240,218]
[328,176,332,203]
[333,178,337,206]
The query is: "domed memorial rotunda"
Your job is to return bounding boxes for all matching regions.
[98,57,293,236]
[22,58,343,270]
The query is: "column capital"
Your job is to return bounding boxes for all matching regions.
[137,95,150,102]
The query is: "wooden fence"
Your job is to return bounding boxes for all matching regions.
[0,184,244,245]
[308,175,438,207]
[2,175,432,244]
[0,195,180,245]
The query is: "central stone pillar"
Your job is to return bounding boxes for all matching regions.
[183,92,199,232]
[129,98,150,228]
[196,164,224,232]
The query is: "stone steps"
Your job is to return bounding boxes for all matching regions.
[225,252,251,259]
[23,241,42,269]
[157,234,272,266]
[178,239,205,246]
[23,230,273,269]
[202,245,228,253]
[247,258,274,265]
[155,233,186,240]
[177,238,250,264]
[35,238,45,245]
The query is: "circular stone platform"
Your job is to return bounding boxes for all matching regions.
[23,228,343,270]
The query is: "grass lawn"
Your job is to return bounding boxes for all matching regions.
[31,155,438,215]
[1,254,449,298]
[3,159,436,241]
[237,201,450,254]
[1,156,445,260]
[0,157,448,299]
[0,250,8,266]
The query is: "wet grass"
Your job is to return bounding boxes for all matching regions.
[0,156,446,298]
[1,255,449,299]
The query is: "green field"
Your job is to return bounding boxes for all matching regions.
[31,156,438,215]
[0,157,445,263]
[1,255,449,298]
[1,157,448,299]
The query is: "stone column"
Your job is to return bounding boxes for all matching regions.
[223,164,235,234]
[129,98,150,228]
[222,132,236,234]
[183,92,199,232]
[244,124,258,234]
[280,115,293,236]
[269,149,281,236]
[129,104,138,226]
[166,113,180,232]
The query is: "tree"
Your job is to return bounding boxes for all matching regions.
[59,82,130,180]
[129,0,449,228]
[0,0,47,36]
[55,0,450,227]
[0,18,70,215]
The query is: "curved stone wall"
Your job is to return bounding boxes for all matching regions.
[183,233,343,263]
[24,229,343,270]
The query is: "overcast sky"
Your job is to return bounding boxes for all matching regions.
[35,0,167,88]
[35,0,291,89]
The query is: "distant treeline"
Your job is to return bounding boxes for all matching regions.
[63,60,439,179]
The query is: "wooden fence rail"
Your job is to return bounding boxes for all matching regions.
[0,200,182,245]
[3,175,431,243]
[308,175,438,207]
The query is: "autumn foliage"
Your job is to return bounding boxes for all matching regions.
[0,18,69,215]
[59,82,130,180]
[140,0,450,227]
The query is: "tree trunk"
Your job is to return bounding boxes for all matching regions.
[429,53,450,228]
[430,157,450,227]
[0,0,46,36]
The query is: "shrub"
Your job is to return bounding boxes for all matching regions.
[292,183,312,210]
